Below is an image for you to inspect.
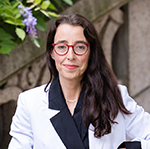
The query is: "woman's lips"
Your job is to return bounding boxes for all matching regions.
[64,64,78,69]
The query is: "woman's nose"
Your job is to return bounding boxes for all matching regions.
[66,47,75,60]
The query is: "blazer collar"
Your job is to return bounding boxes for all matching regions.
[48,77,66,110]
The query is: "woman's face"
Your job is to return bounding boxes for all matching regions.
[51,23,90,82]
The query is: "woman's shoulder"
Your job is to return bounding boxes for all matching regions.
[117,84,140,112]
[118,84,130,100]
[118,84,128,93]
[18,84,51,104]
[21,84,48,96]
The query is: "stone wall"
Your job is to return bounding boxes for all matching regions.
[1,0,150,148]
[112,0,150,113]
[128,0,150,113]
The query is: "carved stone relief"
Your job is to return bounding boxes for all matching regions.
[0,56,49,105]
[94,9,124,65]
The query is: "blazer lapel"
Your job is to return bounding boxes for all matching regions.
[50,106,85,149]
[48,78,85,149]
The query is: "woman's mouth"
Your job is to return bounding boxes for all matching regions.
[64,64,78,70]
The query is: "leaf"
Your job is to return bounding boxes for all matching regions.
[41,0,50,9]
[34,6,40,11]
[27,0,34,3]
[34,0,42,5]
[0,46,12,55]
[37,38,42,47]
[0,40,17,55]
[0,28,14,40]
[32,38,40,48]
[15,27,26,41]
[0,28,6,34]
[40,9,50,18]
[2,8,14,19]
[16,19,25,26]
[5,18,24,26]
[62,0,73,5]
[14,12,21,19]
[53,0,62,7]
[0,6,3,14]
[0,40,17,49]
[47,12,60,17]
[2,13,14,19]
[0,34,13,41]
[12,1,20,9]
[4,19,15,25]
[36,16,47,31]
[14,9,21,19]
[4,6,13,14]
[30,3,38,9]
[48,3,56,10]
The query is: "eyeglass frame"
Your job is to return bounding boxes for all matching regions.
[52,42,90,56]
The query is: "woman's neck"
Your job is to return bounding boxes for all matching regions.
[59,76,83,115]
[59,77,82,101]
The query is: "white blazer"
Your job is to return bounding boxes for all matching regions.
[8,84,150,149]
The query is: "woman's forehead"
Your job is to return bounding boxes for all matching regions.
[54,24,87,43]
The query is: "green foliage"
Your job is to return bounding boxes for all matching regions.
[62,0,73,6]
[0,28,17,55]
[36,16,47,31]
[0,0,73,55]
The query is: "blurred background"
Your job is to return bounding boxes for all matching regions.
[0,0,150,148]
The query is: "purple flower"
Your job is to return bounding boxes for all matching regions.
[17,4,23,9]
[18,4,38,40]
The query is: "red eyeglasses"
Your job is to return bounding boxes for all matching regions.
[52,43,90,56]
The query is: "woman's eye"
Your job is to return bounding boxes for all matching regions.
[58,45,66,49]
[76,45,86,50]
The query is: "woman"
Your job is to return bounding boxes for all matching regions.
[8,14,150,149]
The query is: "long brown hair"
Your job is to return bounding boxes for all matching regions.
[45,14,131,138]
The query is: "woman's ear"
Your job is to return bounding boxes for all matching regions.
[50,50,55,60]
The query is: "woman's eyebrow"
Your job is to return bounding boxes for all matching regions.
[55,40,88,44]
[55,40,67,43]
[75,40,88,44]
